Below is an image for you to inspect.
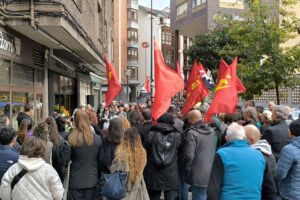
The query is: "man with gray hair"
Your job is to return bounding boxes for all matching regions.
[243,107,258,127]
[262,105,290,161]
[207,123,266,200]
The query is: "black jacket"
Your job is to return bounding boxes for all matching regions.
[100,137,118,173]
[183,121,216,187]
[261,153,277,200]
[143,123,182,190]
[262,120,289,161]
[173,118,184,133]
[138,121,152,143]
[16,112,33,127]
[52,136,71,182]
[69,134,102,189]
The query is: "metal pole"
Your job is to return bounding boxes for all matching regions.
[150,0,153,98]
[127,75,129,102]
[145,48,147,78]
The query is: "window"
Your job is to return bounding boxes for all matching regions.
[12,63,34,87]
[128,48,138,61]
[192,0,206,8]
[129,68,138,80]
[176,2,188,16]
[128,9,138,21]
[0,59,10,85]
[128,28,138,41]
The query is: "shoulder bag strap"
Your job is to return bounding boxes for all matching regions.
[11,169,28,191]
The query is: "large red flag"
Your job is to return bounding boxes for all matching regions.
[105,58,121,107]
[152,40,184,121]
[204,57,245,122]
[145,78,150,94]
[181,61,210,116]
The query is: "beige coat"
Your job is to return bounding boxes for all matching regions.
[110,159,150,200]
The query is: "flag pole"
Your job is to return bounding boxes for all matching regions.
[150,0,153,98]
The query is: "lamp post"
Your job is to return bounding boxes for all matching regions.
[125,69,131,102]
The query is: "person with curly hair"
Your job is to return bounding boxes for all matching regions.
[110,127,149,200]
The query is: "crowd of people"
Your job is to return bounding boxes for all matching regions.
[0,99,299,200]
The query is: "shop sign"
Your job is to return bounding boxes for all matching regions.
[0,28,21,56]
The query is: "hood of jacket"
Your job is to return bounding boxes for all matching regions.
[150,123,175,134]
[290,136,300,149]
[18,155,46,171]
[251,139,273,156]
[189,121,213,135]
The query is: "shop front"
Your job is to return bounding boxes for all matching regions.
[0,27,45,129]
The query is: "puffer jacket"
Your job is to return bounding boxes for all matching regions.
[0,155,64,200]
[275,136,300,200]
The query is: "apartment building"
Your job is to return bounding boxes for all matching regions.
[0,0,113,129]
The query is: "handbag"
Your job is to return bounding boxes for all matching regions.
[100,171,128,200]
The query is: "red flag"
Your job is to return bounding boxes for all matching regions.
[236,77,246,93]
[152,40,184,121]
[204,57,245,122]
[145,78,151,94]
[181,61,210,116]
[105,58,121,107]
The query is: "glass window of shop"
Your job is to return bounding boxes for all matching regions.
[0,58,44,129]
[80,81,91,106]
[53,74,76,117]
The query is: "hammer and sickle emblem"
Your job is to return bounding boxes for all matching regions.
[215,79,229,92]
[108,72,112,80]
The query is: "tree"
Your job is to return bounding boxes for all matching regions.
[188,0,300,103]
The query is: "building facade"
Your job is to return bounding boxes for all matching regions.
[0,0,113,129]
[138,6,172,99]
[171,0,246,80]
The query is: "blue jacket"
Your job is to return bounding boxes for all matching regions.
[0,145,19,182]
[208,140,266,200]
[275,136,300,200]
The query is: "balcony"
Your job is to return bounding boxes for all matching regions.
[2,1,105,74]
[128,20,139,29]
[127,40,139,48]
[127,60,138,67]
[128,2,138,10]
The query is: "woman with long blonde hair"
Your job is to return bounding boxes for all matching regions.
[110,127,149,200]
[67,110,102,200]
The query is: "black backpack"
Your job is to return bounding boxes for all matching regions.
[151,131,177,168]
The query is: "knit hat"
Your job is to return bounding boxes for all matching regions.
[262,110,272,121]
[289,119,300,137]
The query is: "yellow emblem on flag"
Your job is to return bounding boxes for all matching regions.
[108,72,112,80]
[215,75,231,92]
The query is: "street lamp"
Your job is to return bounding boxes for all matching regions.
[125,69,131,102]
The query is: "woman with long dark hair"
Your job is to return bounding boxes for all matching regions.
[67,110,102,200]
[100,117,126,174]
[17,119,32,145]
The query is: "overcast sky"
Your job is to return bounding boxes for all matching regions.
[139,0,170,10]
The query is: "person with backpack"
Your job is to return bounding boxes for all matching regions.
[0,136,64,200]
[143,113,182,200]
[182,110,216,200]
